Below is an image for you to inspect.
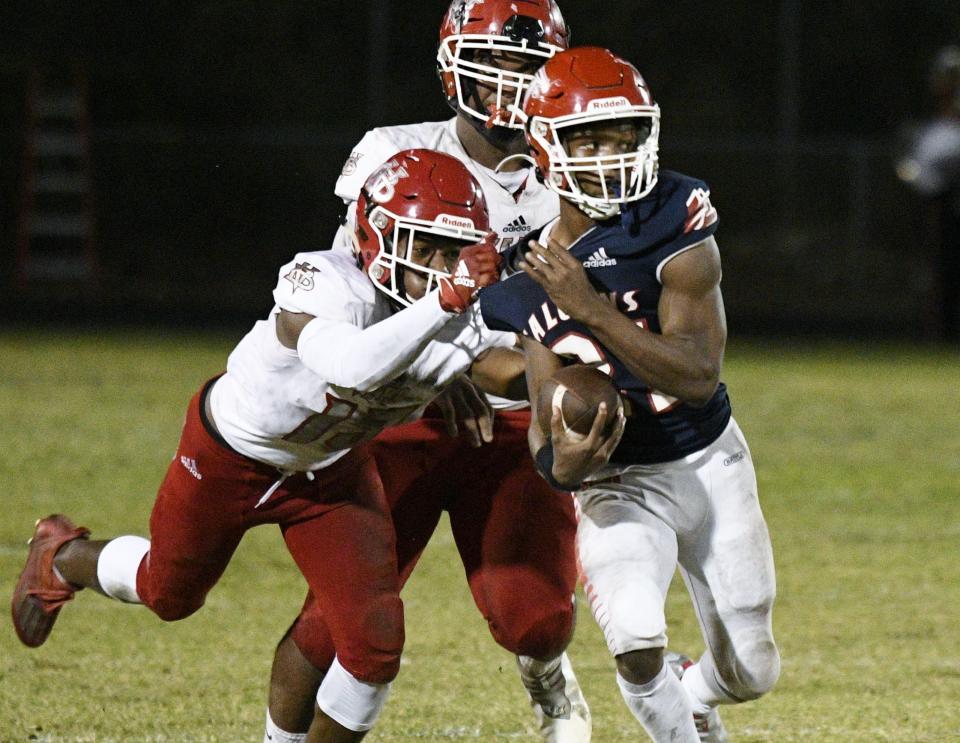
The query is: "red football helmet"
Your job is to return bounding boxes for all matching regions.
[437,0,569,129]
[355,149,490,307]
[522,46,661,219]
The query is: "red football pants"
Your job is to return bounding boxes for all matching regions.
[291,408,578,668]
[136,382,403,683]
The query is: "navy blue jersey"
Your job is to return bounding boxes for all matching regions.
[480,170,732,465]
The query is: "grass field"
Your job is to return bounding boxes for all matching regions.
[1,330,958,742]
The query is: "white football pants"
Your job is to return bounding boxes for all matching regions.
[575,417,779,701]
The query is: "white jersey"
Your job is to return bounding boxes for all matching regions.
[333,118,560,409]
[209,250,514,472]
[333,117,560,254]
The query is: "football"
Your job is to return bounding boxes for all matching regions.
[537,364,622,437]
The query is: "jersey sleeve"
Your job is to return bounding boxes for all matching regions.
[636,173,720,282]
[478,273,532,335]
[272,251,373,325]
[665,174,719,249]
[334,128,406,204]
[297,290,452,393]
[272,250,461,393]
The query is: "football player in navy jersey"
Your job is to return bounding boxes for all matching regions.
[480,47,780,742]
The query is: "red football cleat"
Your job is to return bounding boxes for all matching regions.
[11,514,90,648]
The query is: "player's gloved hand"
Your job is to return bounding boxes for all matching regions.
[438,235,502,314]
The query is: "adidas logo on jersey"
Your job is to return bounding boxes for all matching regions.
[180,456,203,480]
[582,248,617,268]
[453,261,476,288]
[502,215,530,234]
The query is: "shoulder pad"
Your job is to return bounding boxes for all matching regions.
[334,129,402,204]
[272,251,376,319]
[623,170,718,252]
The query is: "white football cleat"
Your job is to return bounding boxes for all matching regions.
[693,707,730,743]
[518,652,592,742]
[664,651,730,743]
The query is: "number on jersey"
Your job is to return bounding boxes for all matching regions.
[547,319,679,414]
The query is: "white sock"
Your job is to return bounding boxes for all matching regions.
[263,709,307,743]
[681,652,738,715]
[96,535,150,602]
[617,664,699,743]
[315,657,391,732]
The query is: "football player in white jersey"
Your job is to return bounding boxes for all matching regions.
[11,149,506,743]
[265,2,593,742]
[332,0,567,257]
[480,47,781,742]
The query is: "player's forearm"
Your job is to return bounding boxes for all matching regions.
[584,302,720,406]
[298,292,452,392]
[470,347,528,400]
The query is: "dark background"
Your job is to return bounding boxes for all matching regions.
[2,1,959,336]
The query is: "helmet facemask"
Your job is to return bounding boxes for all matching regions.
[355,149,490,304]
[438,19,564,130]
[364,204,488,307]
[530,106,661,220]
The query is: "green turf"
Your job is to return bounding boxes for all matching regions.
[1,331,958,741]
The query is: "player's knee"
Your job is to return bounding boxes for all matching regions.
[721,636,781,700]
[616,647,664,686]
[289,612,336,672]
[483,575,574,657]
[602,579,667,658]
[147,594,205,622]
[338,646,402,685]
[150,599,203,622]
[493,604,574,658]
[131,552,208,621]
[337,594,405,684]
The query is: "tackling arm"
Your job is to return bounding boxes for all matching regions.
[275,240,501,393]
[469,346,528,400]
[276,293,453,392]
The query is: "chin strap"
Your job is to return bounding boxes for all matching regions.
[494,152,537,172]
